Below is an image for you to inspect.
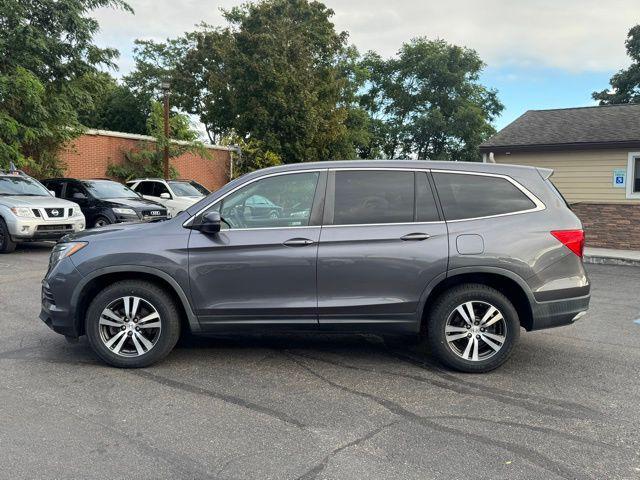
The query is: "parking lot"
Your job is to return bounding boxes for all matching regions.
[0,243,638,479]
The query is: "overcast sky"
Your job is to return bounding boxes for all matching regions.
[92,0,640,129]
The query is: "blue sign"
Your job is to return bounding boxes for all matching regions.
[613,169,626,188]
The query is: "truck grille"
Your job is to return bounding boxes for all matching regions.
[44,208,66,218]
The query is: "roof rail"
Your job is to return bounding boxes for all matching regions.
[0,169,29,177]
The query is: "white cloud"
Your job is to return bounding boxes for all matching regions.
[92,0,639,74]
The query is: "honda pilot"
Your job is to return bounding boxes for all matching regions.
[40,161,590,372]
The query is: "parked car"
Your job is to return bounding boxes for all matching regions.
[40,161,590,371]
[126,178,208,217]
[42,178,169,228]
[0,170,85,253]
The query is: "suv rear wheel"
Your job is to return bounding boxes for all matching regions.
[426,284,520,373]
[85,280,181,368]
[0,218,17,253]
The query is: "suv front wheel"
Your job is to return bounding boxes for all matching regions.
[427,284,520,373]
[85,280,181,368]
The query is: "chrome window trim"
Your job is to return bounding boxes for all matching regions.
[183,169,325,227]
[430,169,546,222]
[183,166,546,229]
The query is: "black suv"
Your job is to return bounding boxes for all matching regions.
[42,178,169,228]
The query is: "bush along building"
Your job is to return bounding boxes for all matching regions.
[480,104,640,250]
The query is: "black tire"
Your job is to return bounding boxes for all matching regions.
[93,216,112,228]
[85,280,181,368]
[426,284,520,373]
[0,218,17,254]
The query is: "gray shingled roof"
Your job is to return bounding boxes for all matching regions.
[480,104,640,151]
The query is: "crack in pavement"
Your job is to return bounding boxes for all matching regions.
[131,369,307,429]
[295,421,400,480]
[381,346,602,418]
[292,349,597,422]
[284,352,591,480]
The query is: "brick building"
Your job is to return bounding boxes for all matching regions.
[59,129,233,192]
[480,104,640,250]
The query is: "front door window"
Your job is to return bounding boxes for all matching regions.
[209,172,320,229]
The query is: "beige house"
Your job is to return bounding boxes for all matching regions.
[480,104,640,250]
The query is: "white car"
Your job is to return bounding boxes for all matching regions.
[0,171,85,253]
[126,178,209,217]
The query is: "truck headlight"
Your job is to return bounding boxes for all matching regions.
[49,242,87,268]
[10,207,35,218]
[72,207,83,217]
[112,207,137,216]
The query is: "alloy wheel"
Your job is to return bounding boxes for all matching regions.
[98,296,162,357]
[444,300,507,362]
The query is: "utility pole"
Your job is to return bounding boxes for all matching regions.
[161,82,171,180]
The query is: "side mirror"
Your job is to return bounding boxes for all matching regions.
[72,192,87,200]
[49,190,56,197]
[198,211,221,234]
[160,192,171,199]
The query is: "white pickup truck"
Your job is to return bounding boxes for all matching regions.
[0,171,85,253]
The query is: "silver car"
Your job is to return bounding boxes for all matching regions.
[0,171,85,253]
[41,161,589,372]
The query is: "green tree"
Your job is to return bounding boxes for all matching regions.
[0,0,132,174]
[593,25,640,104]
[359,38,503,161]
[107,101,209,181]
[127,0,369,163]
[78,73,150,135]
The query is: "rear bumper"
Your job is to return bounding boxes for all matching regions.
[529,293,590,331]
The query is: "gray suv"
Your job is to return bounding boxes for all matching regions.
[40,161,590,372]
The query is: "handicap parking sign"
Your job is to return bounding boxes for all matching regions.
[612,169,626,188]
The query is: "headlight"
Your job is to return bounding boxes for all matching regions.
[112,207,137,216]
[72,207,83,217]
[49,242,87,267]
[10,207,35,218]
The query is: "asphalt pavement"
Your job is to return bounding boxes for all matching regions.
[0,242,639,479]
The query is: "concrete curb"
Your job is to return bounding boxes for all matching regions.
[583,255,640,267]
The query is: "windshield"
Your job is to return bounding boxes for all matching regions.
[0,176,51,196]
[168,181,205,197]
[83,180,139,199]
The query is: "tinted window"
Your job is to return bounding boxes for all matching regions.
[433,173,536,220]
[416,173,440,222]
[333,171,414,225]
[135,181,155,196]
[635,157,640,193]
[45,180,64,198]
[210,172,319,229]
[65,182,86,200]
[154,182,170,196]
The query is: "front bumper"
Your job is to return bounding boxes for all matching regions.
[9,216,85,241]
[40,257,84,337]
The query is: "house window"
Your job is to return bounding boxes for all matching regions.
[627,152,640,199]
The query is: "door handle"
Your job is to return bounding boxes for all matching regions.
[400,232,430,241]
[283,238,315,247]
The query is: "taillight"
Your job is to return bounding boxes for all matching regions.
[551,230,585,258]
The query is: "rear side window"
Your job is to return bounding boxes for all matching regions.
[332,171,414,225]
[433,172,536,221]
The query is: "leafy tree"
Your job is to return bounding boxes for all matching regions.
[359,38,503,161]
[78,73,150,135]
[0,0,132,174]
[127,0,369,163]
[593,25,640,104]
[107,101,209,181]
